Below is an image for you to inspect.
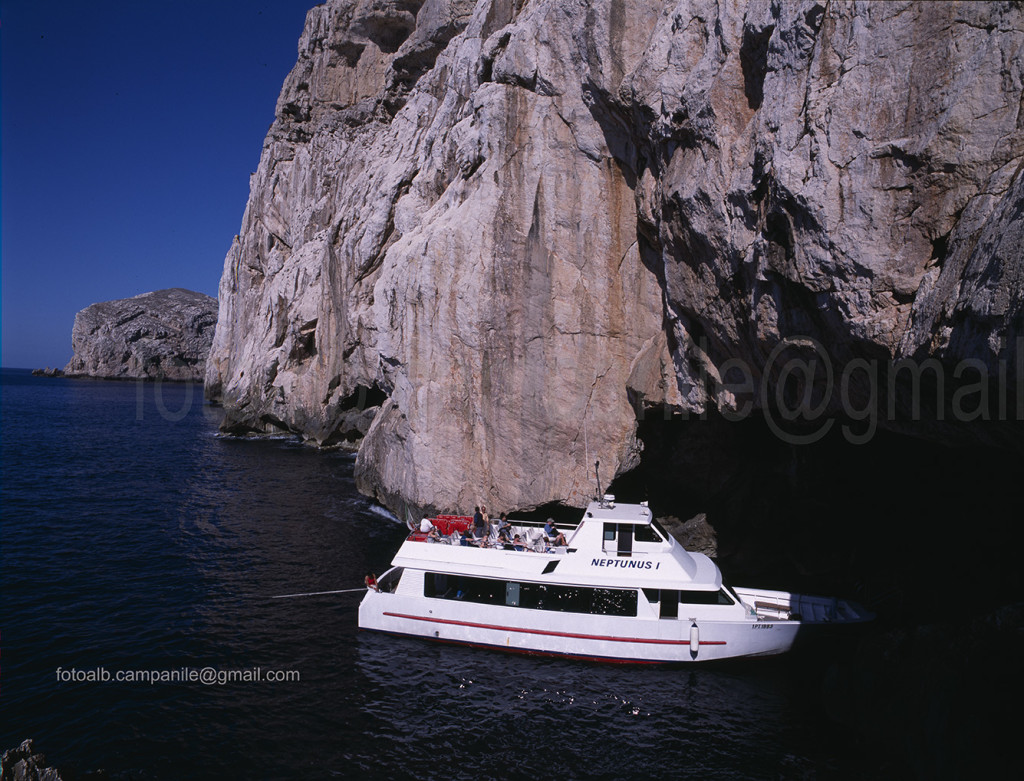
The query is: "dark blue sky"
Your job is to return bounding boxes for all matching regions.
[2,0,316,368]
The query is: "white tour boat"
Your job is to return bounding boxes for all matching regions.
[358,496,873,663]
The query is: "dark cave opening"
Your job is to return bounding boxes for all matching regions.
[608,407,1024,776]
[321,383,390,448]
[609,409,1024,626]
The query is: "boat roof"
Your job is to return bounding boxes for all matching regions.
[578,499,655,524]
[391,499,723,591]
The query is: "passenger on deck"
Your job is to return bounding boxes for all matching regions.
[365,572,379,591]
[544,518,567,547]
[472,526,488,546]
[475,505,490,539]
[471,506,482,533]
[418,518,442,542]
[497,523,513,546]
[512,534,531,552]
[460,528,478,547]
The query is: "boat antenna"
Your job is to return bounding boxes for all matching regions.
[584,418,590,478]
[594,459,603,503]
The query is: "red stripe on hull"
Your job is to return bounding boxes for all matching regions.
[381,611,727,646]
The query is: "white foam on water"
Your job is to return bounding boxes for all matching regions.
[368,504,404,526]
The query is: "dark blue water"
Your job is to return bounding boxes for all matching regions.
[1,369,882,779]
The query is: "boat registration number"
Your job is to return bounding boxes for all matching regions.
[752,623,774,629]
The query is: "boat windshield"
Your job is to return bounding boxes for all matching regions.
[649,516,670,542]
[377,567,404,593]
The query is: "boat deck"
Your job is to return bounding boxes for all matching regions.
[409,515,570,553]
[734,587,874,624]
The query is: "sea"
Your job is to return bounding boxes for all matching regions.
[1,368,890,780]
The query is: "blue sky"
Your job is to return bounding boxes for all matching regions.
[2,0,316,369]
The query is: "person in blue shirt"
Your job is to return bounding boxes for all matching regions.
[544,518,567,546]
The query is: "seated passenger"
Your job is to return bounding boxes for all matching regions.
[420,518,435,533]
[544,518,567,547]
[497,524,513,546]
[364,572,380,591]
[472,521,488,544]
[512,534,531,552]
[460,528,478,547]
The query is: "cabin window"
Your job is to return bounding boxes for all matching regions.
[603,523,633,557]
[642,587,735,616]
[423,572,450,598]
[592,588,638,617]
[456,576,505,605]
[679,589,735,605]
[651,517,671,541]
[378,567,404,594]
[424,572,637,617]
[634,524,662,543]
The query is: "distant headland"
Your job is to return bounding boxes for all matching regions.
[54,288,217,382]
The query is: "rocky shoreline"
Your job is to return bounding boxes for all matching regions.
[1,740,64,781]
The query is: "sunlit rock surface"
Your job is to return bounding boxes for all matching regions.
[65,288,217,381]
[206,0,1024,516]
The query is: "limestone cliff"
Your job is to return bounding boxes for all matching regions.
[206,0,1024,516]
[66,288,217,381]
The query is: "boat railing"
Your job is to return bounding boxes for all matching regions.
[753,600,793,619]
[406,515,572,554]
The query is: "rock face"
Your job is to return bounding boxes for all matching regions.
[206,0,1024,517]
[66,288,217,381]
[1,739,64,781]
[658,513,717,559]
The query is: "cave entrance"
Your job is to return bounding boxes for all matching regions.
[321,383,389,448]
[611,407,1024,625]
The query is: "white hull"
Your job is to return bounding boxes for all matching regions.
[361,598,795,663]
[359,500,872,663]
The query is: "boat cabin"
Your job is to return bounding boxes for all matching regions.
[398,496,721,595]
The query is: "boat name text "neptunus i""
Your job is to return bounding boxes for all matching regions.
[591,558,660,569]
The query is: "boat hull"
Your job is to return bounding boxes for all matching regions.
[358,589,802,663]
[358,500,874,664]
